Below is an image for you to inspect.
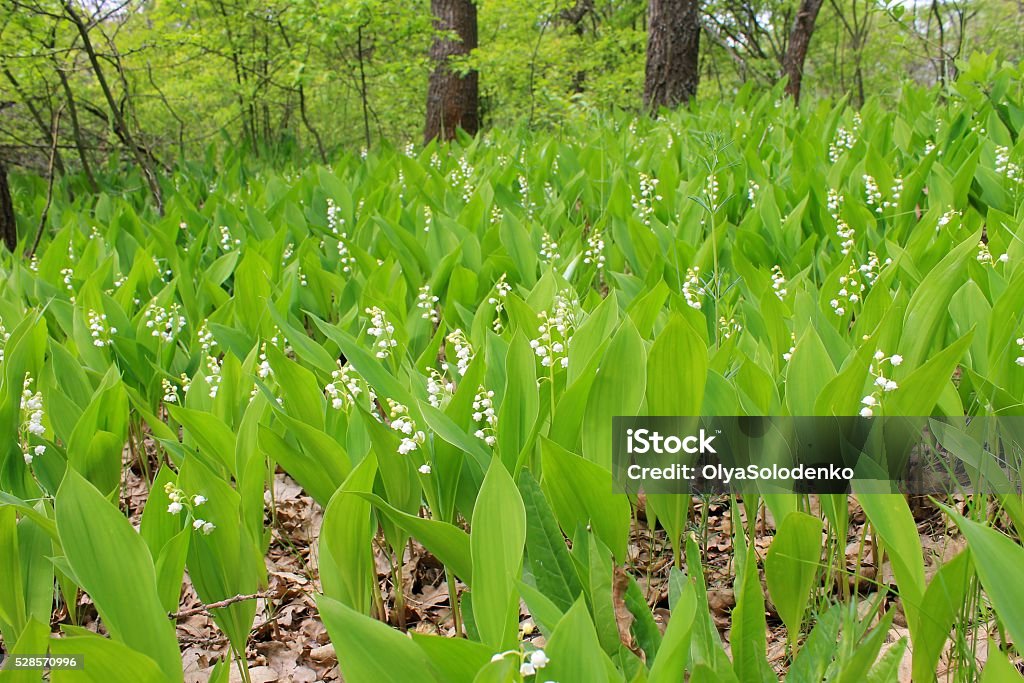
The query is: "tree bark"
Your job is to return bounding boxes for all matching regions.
[0,163,17,252]
[782,0,825,102]
[644,0,701,112]
[424,0,479,144]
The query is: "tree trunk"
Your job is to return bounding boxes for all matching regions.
[782,0,825,102]
[0,163,17,252]
[643,0,701,112]
[424,0,479,144]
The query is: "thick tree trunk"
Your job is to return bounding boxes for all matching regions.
[424,0,479,144]
[782,0,825,102]
[0,163,17,252]
[643,0,701,112]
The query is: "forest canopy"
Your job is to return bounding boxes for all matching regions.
[0,0,1020,173]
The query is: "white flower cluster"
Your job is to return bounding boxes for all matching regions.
[782,332,797,362]
[404,142,416,157]
[198,320,216,352]
[489,274,512,332]
[858,251,890,286]
[61,266,74,294]
[977,241,1009,266]
[531,294,577,369]
[490,204,504,226]
[882,176,903,210]
[88,309,116,347]
[451,155,475,203]
[426,368,455,409]
[336,235,356,274]
[863,175,882,211]
[205,355,223,398]
[828,115,859,162]
[161,378,179,404]
[704,174,720,212]
[682,267,705,310]
[539,232,560,263]
[747,180,760,206]
[827,188,843,218]
[718,316,742,340]
[0,321,8,364]
[830,265,866,316]
[632,173,661,226]
[472,387,497,447]
[366,306,398,359]
[1015,336,1024,367]
[770,265,787,300]
[20,376,46,464]
[423,205,432,233]
[327,197,344,235]
[388,400,426,455]
[144,301,187,343]
[218,225,240,251]
[325,362,364,410]
[936,209,960,231]
[164,482,215,534]
[257,342,274,379]
[446,329,474,376]
[860,350,902,417]
[836,218,855,256]
[519,174,536,221]
[491,648,549,678]
[995,146,1022,184]
[417,285,440,324]
[583,229,606,269]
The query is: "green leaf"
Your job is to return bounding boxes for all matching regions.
[55,469,180,682]
[765,511,822,643]
[519,470,582,612]
[320,454,378,614]
[540,437,631,562]
[943,506,1024,650]
[647,313,706,415]
[471,458,526,649]
[498,332,538,470]
[49,632,165,683]
[583,319,647,469]
[858,495,925,638]
[543,598,613,683]
[318,595,439,683]
[786,328,836,415]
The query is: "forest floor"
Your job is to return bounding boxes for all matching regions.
[60,440,978,682]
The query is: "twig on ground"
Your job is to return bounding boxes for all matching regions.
[170,592,269,620]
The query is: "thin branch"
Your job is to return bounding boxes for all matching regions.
[26,105,63,260]
[170,592,270,620]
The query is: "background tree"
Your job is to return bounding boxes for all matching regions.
[644,0,701,110]
[783,0,825,101]
[424,0,479,142]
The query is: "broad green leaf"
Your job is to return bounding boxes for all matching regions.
[471,458,526,649]
[55,469,180,682]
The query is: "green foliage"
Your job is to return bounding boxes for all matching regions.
[1,63,1024,681]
